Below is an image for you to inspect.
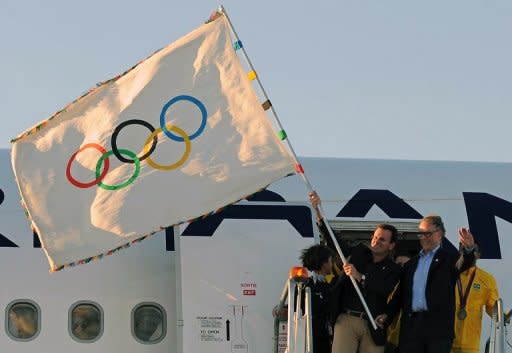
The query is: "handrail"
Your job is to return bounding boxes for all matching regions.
[305,286,313,353]
[273,280,290,353]
[488,298,505,353]
[293,280,302,353]
[273,277,313,353]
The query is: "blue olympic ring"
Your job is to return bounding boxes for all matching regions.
[160,95,208,142]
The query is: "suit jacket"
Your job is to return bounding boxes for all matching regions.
[387,246,476,341]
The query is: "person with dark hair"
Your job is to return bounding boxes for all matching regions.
[300,243,336,353]
[309,192,401,353]
[376,214,476,353]
[450,244,499,353]
[301,244,336,277]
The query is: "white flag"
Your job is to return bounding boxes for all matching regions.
[11,14,296,271]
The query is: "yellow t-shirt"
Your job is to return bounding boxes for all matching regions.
[386,282,401,347]
[386,311,401,347]
[451,266,499,351]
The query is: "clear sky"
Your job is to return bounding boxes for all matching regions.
[1,1,511,162]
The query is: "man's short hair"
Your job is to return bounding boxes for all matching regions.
[300,244,334,272]
[377,223,398,243]
[422,214,446,235]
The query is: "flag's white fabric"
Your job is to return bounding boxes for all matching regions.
[11,15,296,271]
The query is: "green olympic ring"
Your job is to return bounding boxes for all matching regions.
[95,149,140,190]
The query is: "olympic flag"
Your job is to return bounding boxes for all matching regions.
[10,14,296,271]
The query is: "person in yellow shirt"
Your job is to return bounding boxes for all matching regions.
[385,252,412,353]
[451,244,499,353]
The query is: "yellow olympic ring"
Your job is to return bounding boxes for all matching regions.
[143,124,191,171]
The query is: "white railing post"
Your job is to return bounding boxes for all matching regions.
[489,298,505,353]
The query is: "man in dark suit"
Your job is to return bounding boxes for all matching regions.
[376,214,476,353]
[310,192,401,353]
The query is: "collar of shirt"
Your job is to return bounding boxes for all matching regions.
[311,272,326,284]
[372,255,392,265]
[419,244,441,258]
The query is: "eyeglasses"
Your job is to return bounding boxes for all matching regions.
[416,230,438,238]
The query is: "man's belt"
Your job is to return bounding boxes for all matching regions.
[343,309,367,319]
[409,311,427,318]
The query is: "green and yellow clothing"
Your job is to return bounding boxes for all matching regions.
[451,266,499,353]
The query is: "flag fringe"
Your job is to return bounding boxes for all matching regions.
[10,15,225,144]
[24,185,269,272]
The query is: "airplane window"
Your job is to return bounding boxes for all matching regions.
[69,301,103,343]
[132,303,166,344]
[6,300,40,341]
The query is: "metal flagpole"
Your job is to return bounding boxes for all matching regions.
[218,5,378,331]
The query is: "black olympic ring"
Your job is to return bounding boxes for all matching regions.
[111,119,158,163]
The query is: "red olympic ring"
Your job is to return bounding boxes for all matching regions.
[66,143,110,189]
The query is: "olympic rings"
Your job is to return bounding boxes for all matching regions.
[144,124,191,171]
[111,119,157,163]
[66,143,110,189]
[96,149,140,190]
[66,95,207,190]
[160,95,207,142]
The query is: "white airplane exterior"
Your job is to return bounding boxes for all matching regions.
[1,148,511,353]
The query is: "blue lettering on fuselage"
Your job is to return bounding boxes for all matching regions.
[336,190,511,259]
[337,189,423,219]
[181,189,510,259]
[33,231,41,248]
[1,187,510,259]
[182,204,314,238]
[0,188,19,247]
[166,227,174,251]
[338,190,512,259]
[182,190,313,238]
[463,192,512,259]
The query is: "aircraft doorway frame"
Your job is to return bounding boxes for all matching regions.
[325,220,422,256]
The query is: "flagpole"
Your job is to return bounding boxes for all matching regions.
[218,5,378,331]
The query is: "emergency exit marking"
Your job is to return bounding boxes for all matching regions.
[241,282,257,296]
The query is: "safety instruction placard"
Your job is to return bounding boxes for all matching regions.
[197,316,224,342]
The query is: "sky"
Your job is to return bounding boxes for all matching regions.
[1,1,511,162]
